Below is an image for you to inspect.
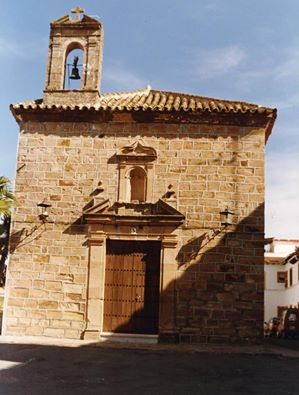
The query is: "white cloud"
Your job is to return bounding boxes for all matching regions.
[103,63,148,91]
[275,47,299,81]
[265,93,299,111]
[0,37,21,57]
[184,2,225,20]
[266,151,299,239]
[253,43,299,85]
[188,41,299,97]
[203,3,218,11]
[193,45,246,80]
[0,36,47,59]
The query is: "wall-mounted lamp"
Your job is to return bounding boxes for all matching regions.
[37,200,52,222]
[220,208,234,227]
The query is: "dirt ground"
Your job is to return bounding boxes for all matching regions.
[0,339,299,395]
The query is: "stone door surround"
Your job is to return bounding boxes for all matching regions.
[83,200,184,340]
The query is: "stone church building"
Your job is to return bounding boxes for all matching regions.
[2,9,276,343]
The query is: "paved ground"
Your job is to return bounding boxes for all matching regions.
[0,337,299,395]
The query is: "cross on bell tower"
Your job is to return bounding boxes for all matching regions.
[44,9,104,106]
[71,6,84,22]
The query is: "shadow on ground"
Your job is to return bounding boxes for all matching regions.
[264,336,299,352]
[0,341,299,395]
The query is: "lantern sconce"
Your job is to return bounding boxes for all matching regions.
[37,200,52,222]
[220,208,234,227]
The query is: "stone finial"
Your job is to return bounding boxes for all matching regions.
[163,184,177,200]
[90,181,105,205]
[71,6,85,22]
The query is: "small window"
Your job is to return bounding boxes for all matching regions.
[290,268,293,287]
[277,271,287,284]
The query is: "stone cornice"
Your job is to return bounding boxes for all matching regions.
[10,105,276,132]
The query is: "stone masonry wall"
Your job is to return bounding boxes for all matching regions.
[3,115,266,342]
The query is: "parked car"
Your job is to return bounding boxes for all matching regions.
[277,308,299,339]
[265,317,280,337]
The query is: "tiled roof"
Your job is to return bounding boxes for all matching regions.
[282,248,299,265]
[264,256,284,265]
[10,87,276,115]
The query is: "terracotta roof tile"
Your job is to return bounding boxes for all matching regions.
[264,257,284,265]
[281,248,299,265]
[10,87,276,116]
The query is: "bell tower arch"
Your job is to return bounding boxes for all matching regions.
[44,7,103,106]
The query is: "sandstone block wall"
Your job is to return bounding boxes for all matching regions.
[3,115,266,342]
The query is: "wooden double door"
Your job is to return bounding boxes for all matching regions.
[103,240,161,334]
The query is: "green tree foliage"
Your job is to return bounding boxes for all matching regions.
[0,177,15,286]
[0,177,15,223]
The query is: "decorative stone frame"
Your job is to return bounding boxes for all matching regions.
[82,199,185,341]
[83,228,179,341]
[116,140,157,203]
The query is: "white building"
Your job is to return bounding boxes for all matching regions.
[264,239,299,321]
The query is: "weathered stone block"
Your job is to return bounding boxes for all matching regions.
[26,326,44,336]
[63,312,84,321]
[10,288,29,298]
[45,281,62,291]
[62,284,83,294]
[44,328,65,337]
[38,301,59,310]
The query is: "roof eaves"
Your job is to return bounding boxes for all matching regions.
[10,88,277,116]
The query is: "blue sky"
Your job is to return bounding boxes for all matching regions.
[1,0,299,239]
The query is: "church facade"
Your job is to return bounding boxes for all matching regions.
[2,9,276,343]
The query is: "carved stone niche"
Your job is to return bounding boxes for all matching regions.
[116,140,157,203]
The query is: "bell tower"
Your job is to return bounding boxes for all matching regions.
[44,7,103,106]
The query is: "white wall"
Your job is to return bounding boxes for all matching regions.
[264,239,299,321]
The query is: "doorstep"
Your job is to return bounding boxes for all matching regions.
[100,332,158,344]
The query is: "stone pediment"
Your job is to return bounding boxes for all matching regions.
[83,199,184,226]
[81,15,101,24]
[51,14,100,26]
[51,14,72,24]
[116,141,157,163]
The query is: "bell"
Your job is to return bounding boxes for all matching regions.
[70,66,80,80]
[69,55,81,80]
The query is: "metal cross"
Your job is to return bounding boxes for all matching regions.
[71,6,85,22]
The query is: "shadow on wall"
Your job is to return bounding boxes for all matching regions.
[104,204,265,344]
[6,202,265,344]
[9,224,46,254]
[0,218,11,286]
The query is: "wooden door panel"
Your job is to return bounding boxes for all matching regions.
[103,241,160,334]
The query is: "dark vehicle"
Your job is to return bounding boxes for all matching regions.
[265,317,280,337]
[277,308,299,338]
